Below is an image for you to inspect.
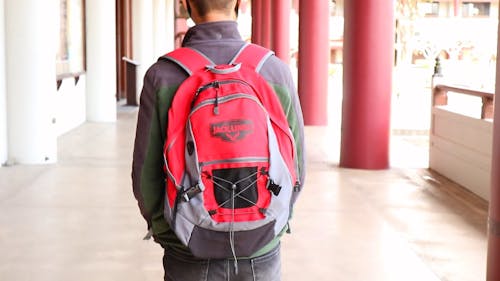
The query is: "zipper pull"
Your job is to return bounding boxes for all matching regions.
[213,81,220,115]
[191,87,204,109]
[191,81,217,109]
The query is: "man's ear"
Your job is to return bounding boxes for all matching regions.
[181,0,192,17]
[235,0,241,17]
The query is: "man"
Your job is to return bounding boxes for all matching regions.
[132,0,305,280]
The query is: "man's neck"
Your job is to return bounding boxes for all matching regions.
[192,12,236,24]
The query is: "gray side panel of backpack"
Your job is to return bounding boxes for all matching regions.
[264,117,294,235]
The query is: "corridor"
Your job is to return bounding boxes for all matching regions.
[0,106,487,281]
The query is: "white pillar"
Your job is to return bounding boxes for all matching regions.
[153,0,168,56]
[154,0,175,54]
[165,0,175,52]
[133,0,155,93]
[86,0,117,122]
[5,0,58,164]
[0,0,7,165]
[153,0,175,55]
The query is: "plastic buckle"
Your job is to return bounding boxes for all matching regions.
[182,183,204,202]
[267,180,282,196]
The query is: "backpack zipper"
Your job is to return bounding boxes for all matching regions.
[190,93,263,115]
[191,79,253,110]
[213,82,220,115]
[199,157,269,168]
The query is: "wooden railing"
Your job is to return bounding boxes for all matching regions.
[430,76,494,201]
[432,84,494,119]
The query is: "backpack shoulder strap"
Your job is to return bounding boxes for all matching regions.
[230,43,274,73]
[161,47,214,76]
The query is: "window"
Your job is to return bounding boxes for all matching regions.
[462,2,491,17]
[419,1,440,17]
[56,0,86,78]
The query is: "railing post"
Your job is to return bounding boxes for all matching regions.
[432,86,448,106]
[482,96,495,119]
[122,57,140,106]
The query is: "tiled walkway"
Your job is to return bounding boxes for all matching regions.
[0,106,488,281]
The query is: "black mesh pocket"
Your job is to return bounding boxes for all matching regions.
[212,167,258,209]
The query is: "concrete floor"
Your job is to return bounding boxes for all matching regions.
[0,106,488,281]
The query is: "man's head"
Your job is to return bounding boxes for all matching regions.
[181,0,240,24]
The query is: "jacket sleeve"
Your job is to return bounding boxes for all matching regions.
[132,62,184,245]
[261,57,306,190]
[285,71,306,189]
[131,66,167,231]
[132,68,155,227]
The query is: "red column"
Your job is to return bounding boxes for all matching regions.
[340,0,393,169]
[298,0,329,125]
[486,10,500,280]
[251,0,262,45]
[261,0,272,49]
[272,0,290,64]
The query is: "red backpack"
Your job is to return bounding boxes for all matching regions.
[162,43,299,260]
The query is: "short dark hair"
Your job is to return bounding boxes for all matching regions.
[189,0,236,17]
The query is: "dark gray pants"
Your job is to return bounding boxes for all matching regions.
[163,245,281,281]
